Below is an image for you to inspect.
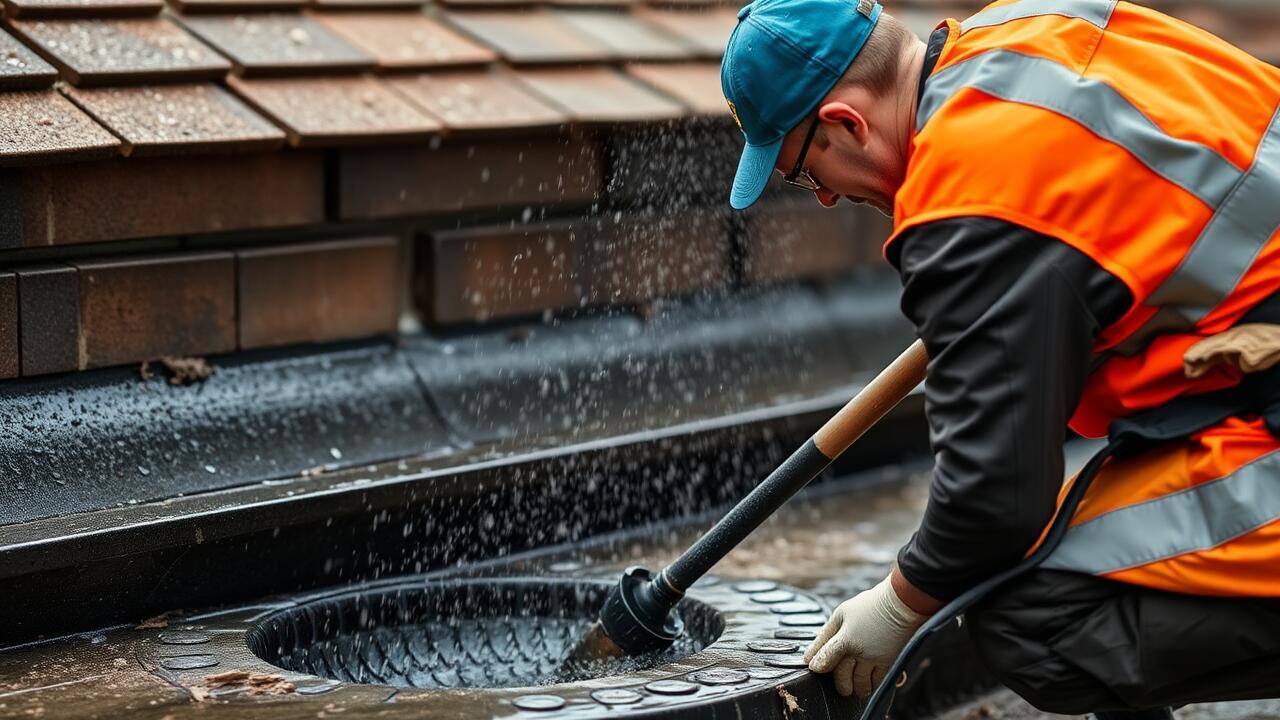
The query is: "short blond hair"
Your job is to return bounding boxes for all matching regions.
[836,12,915,98]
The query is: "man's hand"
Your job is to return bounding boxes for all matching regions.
[804,574,929,698]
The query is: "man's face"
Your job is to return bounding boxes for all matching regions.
[773,102,904,217]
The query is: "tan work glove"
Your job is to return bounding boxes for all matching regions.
[804,575,927,698]
[1184,323,1280,379]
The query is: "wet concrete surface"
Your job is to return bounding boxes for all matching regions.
[1,467,1275,719]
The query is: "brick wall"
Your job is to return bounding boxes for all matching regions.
[0,0,1273,378]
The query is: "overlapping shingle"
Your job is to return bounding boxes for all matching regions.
[228,74,440,146]
[515,66,685,124]
[554,9,694,61]
[2,0,162,19]
[176,13,375,75]
[0,90,120,165]
[63,83,286,155]
[626,62,726,116]
[0,28,59,89]
[443,9,613,64]
[387,68,565,133]
[9,17,230,86]
[312,11,496,70]
[633,6,735,58]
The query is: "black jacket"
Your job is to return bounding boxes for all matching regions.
[888,218,1131,600]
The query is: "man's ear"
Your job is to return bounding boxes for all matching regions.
[817,102,870,149]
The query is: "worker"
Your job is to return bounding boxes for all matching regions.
[720,0,1280,716]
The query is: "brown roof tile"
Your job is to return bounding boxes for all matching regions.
[311,11,496,70]
[386,67,565,133]
[63,83,286,156]
[554,9,692,60]
[167,0,306,13]
[442,9,612,64]
[0,27,58,89]
[633,6,735,58]
[311,0,420,9]
[176,13,375,76]
[514,66,685,123]
[626,62,725,116]
[0,89,120,165]
[228,74,440,146]
[2,0,161,18]
[9,17,230,86]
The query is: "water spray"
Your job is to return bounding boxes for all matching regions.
[562,340,929,667]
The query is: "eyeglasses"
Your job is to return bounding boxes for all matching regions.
[783,114,822,192]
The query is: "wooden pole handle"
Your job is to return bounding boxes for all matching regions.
[812,339,928,459]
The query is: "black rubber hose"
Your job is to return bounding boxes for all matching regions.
[859,439,1125,720]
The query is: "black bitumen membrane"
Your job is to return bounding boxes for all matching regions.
[0,274,909,527]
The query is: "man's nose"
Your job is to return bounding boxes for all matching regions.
[814,186,840,208]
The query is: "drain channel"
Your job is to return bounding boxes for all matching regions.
[246,578,724,689]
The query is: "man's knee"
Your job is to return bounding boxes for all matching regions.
[964,573,1118,715]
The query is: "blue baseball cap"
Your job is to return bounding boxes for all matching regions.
[721,0,883,210]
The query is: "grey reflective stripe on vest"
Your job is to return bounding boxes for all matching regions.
[1111,105,1280,355]
[917,51,1244,208]
[1042,448,1280,575]
[960,0,1117,33]
[919,49,1280,357]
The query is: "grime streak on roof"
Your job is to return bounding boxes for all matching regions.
[514,66,686,124]
[227,74,441,146]
[553,9,694,61]
[386,67,566,134]
[441,9,614,64]
[2,0,162,19]
[176,13,376,76]
[633,6,735,59]
[0,90,121,165]
[0,27,59,90]
[63,83,286,156]
[311,11,498,70]
[8,17,231,86]
[626,62,727,117]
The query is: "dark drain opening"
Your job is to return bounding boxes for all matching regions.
[246,578,725,689]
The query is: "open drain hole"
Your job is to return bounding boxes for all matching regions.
[247,578,725,689]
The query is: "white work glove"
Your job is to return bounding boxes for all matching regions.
[804,575,928,698]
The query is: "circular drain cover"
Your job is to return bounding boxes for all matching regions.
[161,575,859,719]
[247,578,723,689]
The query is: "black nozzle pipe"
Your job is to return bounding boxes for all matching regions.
[663,438,832,593]
[597,439,833,654]
[597,566,685,655]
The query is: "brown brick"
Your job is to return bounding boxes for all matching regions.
[237,238,400,350]
[742,203,865,286]
[72,252,235,369]
[581,211,729,305]
[419,224,582,324]
[0,273,16,379]
[339,135,600,219]
[16,263,79,376]
[17,152,324,246]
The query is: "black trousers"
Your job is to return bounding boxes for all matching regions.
[965,570,1280,714]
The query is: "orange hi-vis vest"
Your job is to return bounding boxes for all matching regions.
[889,0,1280,596]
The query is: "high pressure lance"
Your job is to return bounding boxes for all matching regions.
[561,339,929,672]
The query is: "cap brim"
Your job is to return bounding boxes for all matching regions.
[729,137,783,210]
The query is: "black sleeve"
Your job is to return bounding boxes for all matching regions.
[887,217,1132,602]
